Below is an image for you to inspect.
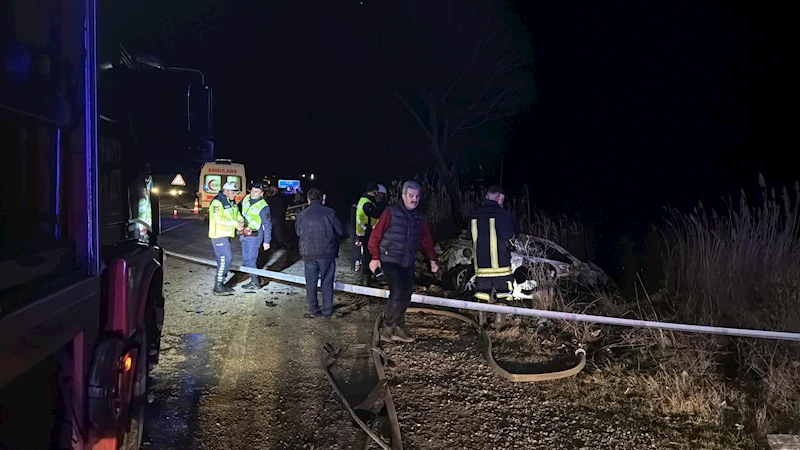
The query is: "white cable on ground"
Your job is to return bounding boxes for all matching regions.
[164,250,800,342]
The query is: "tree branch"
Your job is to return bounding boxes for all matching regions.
[390,78,433,141]
[442,18,492,100]
[379,0,532,172]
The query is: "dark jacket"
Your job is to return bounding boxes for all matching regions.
[470,199,515,277]
[295,201,343,260]
[361,194,384,221]
[369,204,437,268]
[266,194,286,223]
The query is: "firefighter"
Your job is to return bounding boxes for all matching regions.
[470,185,516,327]
[239,183,272,292]
[354,182,387,285]
[209,182,244,296]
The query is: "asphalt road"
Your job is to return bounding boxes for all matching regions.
[143,218,379,450]
[159,199,202,234]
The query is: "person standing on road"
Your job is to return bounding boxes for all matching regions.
[369,180,439,343]
[470,186,516,327]
[354,183,387,285]
[239,183,272,292]
[208,182,244,296]
[266,185,287,252]
[295,188,343,318]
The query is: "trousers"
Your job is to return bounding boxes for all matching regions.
[240,235,261,283]
[382,262,415,328]
[474,275,514,301]
[358,232,374,282]
[304,258,336,317]
[270,219,286,250]
[211,237,232,283]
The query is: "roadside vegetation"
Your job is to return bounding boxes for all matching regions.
[392,174,800,445]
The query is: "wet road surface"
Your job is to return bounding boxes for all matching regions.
[144,219,379,449]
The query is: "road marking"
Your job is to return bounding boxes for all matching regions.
[161,220,195,234]
[160,203,195,210]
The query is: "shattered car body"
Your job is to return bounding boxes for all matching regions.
[426,231,613,299]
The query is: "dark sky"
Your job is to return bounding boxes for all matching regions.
[105,0,795,221]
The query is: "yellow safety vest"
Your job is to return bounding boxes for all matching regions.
[242,196,267,229]
[208,197,242,238]
[355,196,378,237]
[136,196,152,238]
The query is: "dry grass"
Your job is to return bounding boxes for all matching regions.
[396,173,800,439]
[507,175,800,437]
[663,174,800,329]
[660,174,800,434]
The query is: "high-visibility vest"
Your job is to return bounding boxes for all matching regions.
[355,196,378,236]
[137,196,152,238]
[208,196,241,238]
[242,196,267,229]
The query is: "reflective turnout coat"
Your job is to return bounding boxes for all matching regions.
[470,200,515,278]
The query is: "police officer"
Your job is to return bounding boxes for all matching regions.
[470,186,516,327]
[239,183,272,292]
[354,182,386,285]
[209,182,244,296]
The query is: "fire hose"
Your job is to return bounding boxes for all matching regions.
[323,308,587,450]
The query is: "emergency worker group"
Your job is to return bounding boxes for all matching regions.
[207,179,519,343]
[207,182,272,296]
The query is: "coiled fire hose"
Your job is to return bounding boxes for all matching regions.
[323,308,587,450]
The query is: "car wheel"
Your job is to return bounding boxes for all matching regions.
[445,265,475,296]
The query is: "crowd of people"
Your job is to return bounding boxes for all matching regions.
[206,180,516,342]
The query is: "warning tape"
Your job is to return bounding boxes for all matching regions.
[164,250,800,342]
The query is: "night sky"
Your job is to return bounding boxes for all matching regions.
[105,0,795,223]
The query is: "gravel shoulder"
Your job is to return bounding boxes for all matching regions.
[145,221,759,449]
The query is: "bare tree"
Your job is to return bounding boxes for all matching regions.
[372,0,536,223]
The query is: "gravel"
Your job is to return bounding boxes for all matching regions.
[379,313,756,450]
[144,231,760,449]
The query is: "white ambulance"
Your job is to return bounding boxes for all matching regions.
[197,159,247,212]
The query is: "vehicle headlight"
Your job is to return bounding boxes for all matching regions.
[171,189,178,196]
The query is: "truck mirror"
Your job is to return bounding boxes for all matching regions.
[188,83,212,140]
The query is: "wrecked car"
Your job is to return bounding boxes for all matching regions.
[419,231,614,299]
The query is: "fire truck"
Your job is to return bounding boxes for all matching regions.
[0,0,208,448]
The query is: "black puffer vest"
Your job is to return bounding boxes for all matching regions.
[379,203,425,268]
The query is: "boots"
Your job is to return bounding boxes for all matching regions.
[241,277,261,291]
[392,326,415,343]
[492,313,507,329]
[379,325,415,343]
[379,326,394,343]
[213,281,233,296]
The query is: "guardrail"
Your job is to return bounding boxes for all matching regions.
[164,250,800,342]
